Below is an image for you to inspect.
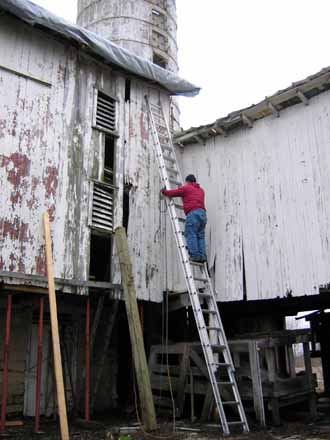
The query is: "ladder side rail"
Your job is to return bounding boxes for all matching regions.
[158,101,184,184]
[147,102,173,191]
[202,273,249,430]
[146,96,248,435]
[203,268,235,369]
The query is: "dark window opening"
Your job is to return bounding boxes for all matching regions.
[104,135,115,185]
[153,52,167,69]
[242,243,247,301]
[89,233,111,282]
[123,183,132,232]
[125,79,131,102]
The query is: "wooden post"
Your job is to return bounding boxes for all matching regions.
[85,298,91,422]
[248,341,266,427]
[0,294,13,435]
[34,297,45,433]
[114,226,157,431]
[303,341,317,418]
[43,213,70,440]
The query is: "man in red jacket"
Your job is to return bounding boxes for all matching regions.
[161,174,207,263]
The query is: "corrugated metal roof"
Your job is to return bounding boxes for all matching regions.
[175,66,330,144]
[0,0,200,97]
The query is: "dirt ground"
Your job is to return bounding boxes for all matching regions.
[3,414,330,440]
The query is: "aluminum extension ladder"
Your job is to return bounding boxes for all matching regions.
[145,96,249,436]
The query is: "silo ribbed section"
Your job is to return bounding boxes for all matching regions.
[77,0,178,73]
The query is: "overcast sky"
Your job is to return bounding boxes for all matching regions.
[32,0,330,129]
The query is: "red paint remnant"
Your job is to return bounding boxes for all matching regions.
[35,246,46,276]
[26,177,40,209]
[8,253,16,272]
[140,112,149,142]
[0,217,30,243]
[18,258,25,273]
[47,205,56,223]
[1,152,31,190]
[43,166,58,199]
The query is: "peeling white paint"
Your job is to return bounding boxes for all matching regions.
[181,90,330,302]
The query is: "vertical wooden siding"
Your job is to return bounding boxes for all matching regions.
[181,91,330,301]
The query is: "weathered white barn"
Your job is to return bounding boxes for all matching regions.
[1,0,330,430]
[176,68,330,308]
[0,0,198,419]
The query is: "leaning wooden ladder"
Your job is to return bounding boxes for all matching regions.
[145,97,249,436]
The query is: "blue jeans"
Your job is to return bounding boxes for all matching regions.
[185,209,207,261]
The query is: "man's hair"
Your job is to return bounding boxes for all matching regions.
[185,174,197,183]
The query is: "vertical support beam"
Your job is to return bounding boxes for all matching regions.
[114,226,157,431]
[34,297,45,433]
[286,345,296,377]
[43,213,70,440]
[303,341,317,418]
[0,294,13,435]
[248,341,266,427]
[85,298,91,422]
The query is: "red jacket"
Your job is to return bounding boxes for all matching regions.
[162,182,206,215]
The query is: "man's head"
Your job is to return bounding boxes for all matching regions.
[185,174,197,183]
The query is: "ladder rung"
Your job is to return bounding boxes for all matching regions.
[222,401,239,406]
[164,156,176,163]
[211,344,226,352]
[206,326,220,331]
[198,292,212,298]
[217,381,234,386]
[173,203,184,210]
[214,362,231,367]
[166,167,179,174]
[227,421,245,426]
[201,309,216,314]
[177,218,185,223]
[162,144,172,152]
[194,277,208,282]
[169,179,182,186]
[190,260,204,266]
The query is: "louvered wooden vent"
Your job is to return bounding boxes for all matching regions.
[91,182,113,233]
[96,91,116,133]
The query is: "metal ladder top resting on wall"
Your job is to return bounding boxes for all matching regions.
[145,96,249,436]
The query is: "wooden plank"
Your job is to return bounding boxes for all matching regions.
[286,345,296,377]
[176,344,190,416]
[248,341,266,427]
[43,213,69,440]
[90,296,105,354]
[201,385,214,421]
[303,342,317,418]
[114,227,157,431]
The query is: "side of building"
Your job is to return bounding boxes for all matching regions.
[177,71,330,304]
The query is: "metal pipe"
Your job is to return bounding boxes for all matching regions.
[0,294,13,434]
[85,297,91,422]
[34,297,45,433]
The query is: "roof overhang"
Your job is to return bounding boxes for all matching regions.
[0,0,200,97]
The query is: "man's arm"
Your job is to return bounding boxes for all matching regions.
[162,186,186,198]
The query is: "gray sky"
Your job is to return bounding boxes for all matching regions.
[32,0,330,129]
